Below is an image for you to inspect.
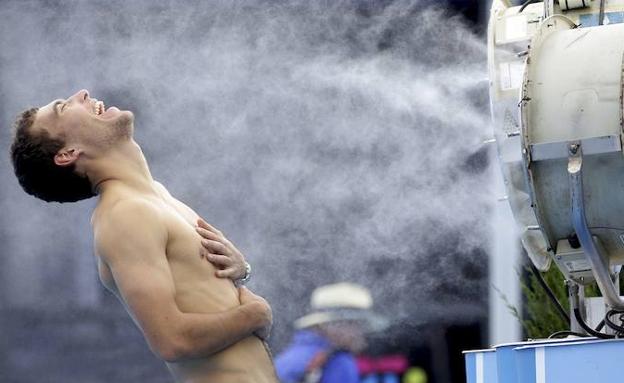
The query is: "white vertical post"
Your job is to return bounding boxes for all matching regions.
[476,352,484,383]
[535,347,546,383]
[489,167,523,345]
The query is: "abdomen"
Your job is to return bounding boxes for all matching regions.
[166,336,277,383]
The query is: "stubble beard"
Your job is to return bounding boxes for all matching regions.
[95,113,135,149]
[113,113,134,141]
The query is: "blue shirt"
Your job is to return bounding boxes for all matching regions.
[275,330,359,383]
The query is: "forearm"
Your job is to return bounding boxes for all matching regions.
[173,302,263,360]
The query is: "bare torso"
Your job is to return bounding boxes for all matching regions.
[93,182,277,383]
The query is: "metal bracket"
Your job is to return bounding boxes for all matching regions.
[531,134,622,161]
[568,142,624,309]
[567,280,586,334]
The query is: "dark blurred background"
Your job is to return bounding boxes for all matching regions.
[0,1,497,382]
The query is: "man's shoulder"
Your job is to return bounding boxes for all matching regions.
[93,196,166,249]
[96,196,161,227]
[93,179,173,223]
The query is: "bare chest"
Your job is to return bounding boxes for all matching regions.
[97,196,238,311]
[162,206,240,311]
[96,200,200,294]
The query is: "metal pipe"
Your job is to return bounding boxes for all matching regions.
[599,0,606,26]
[567,280,585,333]
[568,143,624,309]
[544,0,554,18]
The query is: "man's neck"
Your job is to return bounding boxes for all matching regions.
[89,140,157,197]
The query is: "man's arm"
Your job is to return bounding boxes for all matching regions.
[94,198,271,362]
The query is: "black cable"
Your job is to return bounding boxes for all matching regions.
[595,319,605,332]
[519,0,539,13]
[528,263,571,323]
[548,330,588,339]
[574,308,613,339]
[604,309,624,334]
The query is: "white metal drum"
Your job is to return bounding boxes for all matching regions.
[521,19,624,273]
[488,1,624,287]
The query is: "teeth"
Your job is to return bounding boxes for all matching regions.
[94,101,104,115]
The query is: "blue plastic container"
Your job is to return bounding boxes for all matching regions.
[463,349,498,383]
[493,337,593,383]
[513,338,624,382]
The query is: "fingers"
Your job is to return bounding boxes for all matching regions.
[195,227,220,241]
[215,269,237,278]
[201,239,227,254]
[204,253,232,266]
[196,223,236,252]
[255,327,271,341]
[197,218,222,235]
[196,227,235,252]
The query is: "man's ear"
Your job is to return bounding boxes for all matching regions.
[54,148,82,167]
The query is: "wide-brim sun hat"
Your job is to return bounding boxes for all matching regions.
[294,282,389,332]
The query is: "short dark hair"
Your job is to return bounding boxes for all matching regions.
[10,108,96,203]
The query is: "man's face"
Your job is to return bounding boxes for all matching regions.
[34,89,134,152]
[322,321,367,354]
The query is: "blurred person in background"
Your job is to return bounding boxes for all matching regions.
[9,89,277,383]
[275,282,388,383]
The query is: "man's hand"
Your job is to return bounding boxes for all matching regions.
[239,287,272,341]
[195,218,247,280]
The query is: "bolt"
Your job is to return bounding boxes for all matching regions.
[569,144,579,154]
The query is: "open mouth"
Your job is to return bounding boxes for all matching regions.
[92,99,105,115]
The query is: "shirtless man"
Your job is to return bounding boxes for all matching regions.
[9,89,278,383]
